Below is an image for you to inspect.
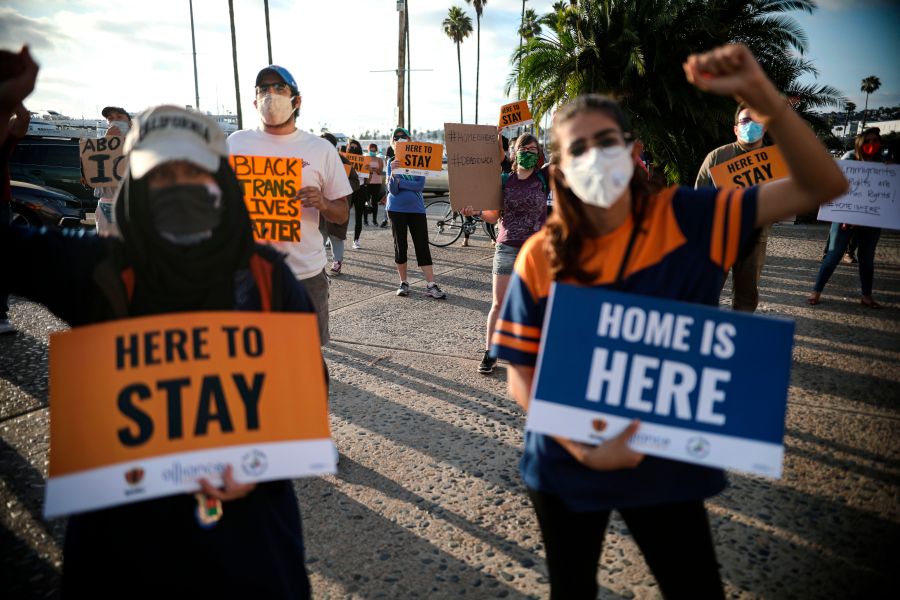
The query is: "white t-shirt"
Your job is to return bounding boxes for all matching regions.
[227,127,352,280]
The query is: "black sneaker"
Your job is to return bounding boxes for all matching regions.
[425,282,446,299]
[380,220,388,228]
[396,281,409,297]
[478,350,496,374]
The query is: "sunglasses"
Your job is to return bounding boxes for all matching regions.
[736,117,755,126]
[393,135,409,141]
[256,82,289,94]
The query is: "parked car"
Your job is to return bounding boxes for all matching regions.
[423,155,449,196]
[9,135,96,210]
[10,180,85,228]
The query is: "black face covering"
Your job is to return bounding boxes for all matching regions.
[148,183,223,243]
[113,161,255,315]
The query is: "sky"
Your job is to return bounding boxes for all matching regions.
[1,0,898,136]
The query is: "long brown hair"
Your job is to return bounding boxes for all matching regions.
[854,127,881,162]
[545,94,660,283]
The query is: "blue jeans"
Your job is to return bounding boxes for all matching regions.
[814,223,881,296]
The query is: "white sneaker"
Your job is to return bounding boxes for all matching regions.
[425,283,446,299]
[352,240,361,250]
[0,319,15,335]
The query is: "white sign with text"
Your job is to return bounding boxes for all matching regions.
[818,161,899,230]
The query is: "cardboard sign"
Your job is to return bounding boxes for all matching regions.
[229,155,303,242]
[79,136,127,189]
[529,285,794,478]
[45,312,333,518]
[499,100,533,130]
[340,152,370,177]
[444,123,502,211]
[394,141,443,177]
[710,145,789,190]
[817,161,899,230]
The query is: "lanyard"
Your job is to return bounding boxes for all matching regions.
[613,214,644,289]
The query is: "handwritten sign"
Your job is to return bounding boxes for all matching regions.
[395,141,443,177]
[817,161,899,230]
[340,152,370,177]
[529,285,794,478]
[444,123,502,211]
[229,155,303,242]
[45,312,334,518]
[499,100,533,130]
[79,136,127,189]
[710,145,789,190]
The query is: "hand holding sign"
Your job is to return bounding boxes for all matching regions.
[298,185,327,212]
[562,419,645,471]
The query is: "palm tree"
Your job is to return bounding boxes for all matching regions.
[519,8,541,40]
[843,101,856,150]
[464,1,487,124]
[443,6,473,123]
[860,75,881,128]
[509,0,845,183]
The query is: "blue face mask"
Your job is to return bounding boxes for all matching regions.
[737,121,764,144]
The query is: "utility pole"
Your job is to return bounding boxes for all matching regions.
[263,0,273,64]
[189,0,200,110]
[397,0,407,128]
[228,0,242,129]
[405,3,411,132]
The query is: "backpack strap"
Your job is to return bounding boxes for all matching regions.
[502,170,548,194]
[249,253,274,312]
[91,257,132,319]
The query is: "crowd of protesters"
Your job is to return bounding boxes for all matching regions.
[3,38,890,600]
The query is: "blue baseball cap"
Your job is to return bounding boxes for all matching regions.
[255,65,300,96]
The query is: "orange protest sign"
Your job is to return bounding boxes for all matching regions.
[499,100,533,130]
[229,155,303,242]
[79,136,127,188]
[46,312,332,517]
[710,145,789,190]
[395,141,443,177]
[340,152,370,175]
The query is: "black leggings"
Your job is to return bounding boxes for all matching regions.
[528,490,724,600]
[388,211,432,267]
[351,189,367,241]
[366,183,383,223]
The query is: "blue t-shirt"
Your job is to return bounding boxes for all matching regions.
[491,185,760,511]
[386,162,426,214]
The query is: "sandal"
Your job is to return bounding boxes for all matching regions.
[806,294,821,305]
[860,297,881,309]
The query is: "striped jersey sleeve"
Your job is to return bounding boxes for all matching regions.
[672,185,760,272]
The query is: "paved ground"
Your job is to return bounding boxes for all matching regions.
[1,210,899,599]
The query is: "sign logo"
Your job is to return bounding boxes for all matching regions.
[124,467,144,485]
[242,449,268,477]
[686,436,711,458]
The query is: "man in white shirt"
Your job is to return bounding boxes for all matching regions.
[227,65,351,344]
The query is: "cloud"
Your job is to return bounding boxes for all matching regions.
[0,7,71,50]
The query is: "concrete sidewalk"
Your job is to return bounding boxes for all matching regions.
[1,212,898,598]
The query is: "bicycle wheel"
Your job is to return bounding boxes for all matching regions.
[426,199,464,247]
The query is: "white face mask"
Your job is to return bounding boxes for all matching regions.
[560,145,634,209]
[110,120,130,134]
[257,94,295,126]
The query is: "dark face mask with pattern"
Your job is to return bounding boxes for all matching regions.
[148,183,224,246]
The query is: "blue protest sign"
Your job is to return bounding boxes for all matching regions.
[529,284,795,478]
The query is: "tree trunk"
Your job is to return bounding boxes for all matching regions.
[862,93,869,129]
[228,0,242,129]
[457,42,463,123]
[475,15,480,124]
[189,0,199,110]
[397,7,407,128]
[264,0,273,64]
[518,0,525,99]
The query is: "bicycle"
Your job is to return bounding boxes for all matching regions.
[425,198,496,248]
